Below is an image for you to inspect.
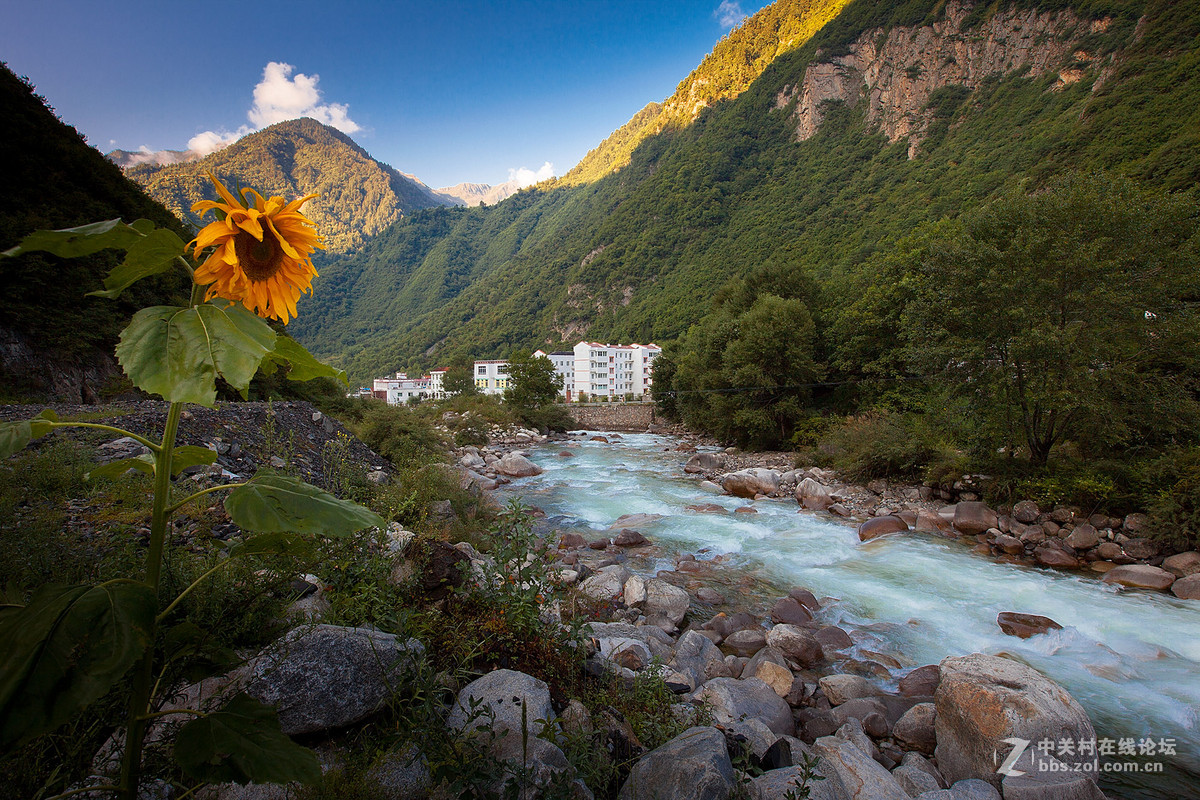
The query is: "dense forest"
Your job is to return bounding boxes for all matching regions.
[0,63,192,397]
[291,0,1196,389]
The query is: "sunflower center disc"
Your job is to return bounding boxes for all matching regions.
[234,229,285,282]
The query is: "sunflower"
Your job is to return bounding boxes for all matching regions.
[189,173,324,323]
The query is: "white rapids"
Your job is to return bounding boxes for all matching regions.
[498,433,1200,800]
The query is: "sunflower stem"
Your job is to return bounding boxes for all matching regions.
[118,400,182,800]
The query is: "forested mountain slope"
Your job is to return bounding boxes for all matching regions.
[126,118,453,252]
[0,63,192,401]
[290,0,1199,386]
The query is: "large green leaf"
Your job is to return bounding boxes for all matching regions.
[263,336,348,385]
[171,445,218,475]
[0,581,157,747]
[88,228,188,299]
[225,472,383,537]
[0,219,149,259]
[0,410,58,460]
[86,453,156,480]
[174,693,321,785]
[228,532,316,559]
[115,304,277,407]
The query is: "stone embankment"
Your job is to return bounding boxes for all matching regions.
[567,402,657,432]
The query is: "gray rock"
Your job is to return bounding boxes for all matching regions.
[492,734,575,800]
[812,735,909,800]
[643,578,691,628]
[1172,573,1200,600]
[669,629,730,691]
[796,477,834,510]
[900,752,946,788]
[245,625,423,735]
[751,762,850,800]
[578,564,632,602]
[495,453,543,477]
[619,726,735,800]
[685,452,727,474]
[947,778,1001,800]
[696,677,795,736]
[725,628,768,657]
[723,469,780,498]
[934,654,1095,787]
[893,703,936,754]
[818,675,880,706]
[1012,500,1040,524]
[447,669,555,738]
[1101,564,1176,591]
[893,764,942,797]
[766,624,824,667]
[369,744,430,800]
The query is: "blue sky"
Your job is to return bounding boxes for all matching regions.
[2,0,767,189]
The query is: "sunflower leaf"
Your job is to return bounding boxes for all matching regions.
[225,471,383,537]
[1,219,146,259]
[174,693,320,785]
[88,228,188,300]
[228,532,316,559]
[0,413,56,461]
[116,304,277,407]
[86,453,156,480]
[264,337,348,385]
[171,445,218,475]
[0,581,157,747]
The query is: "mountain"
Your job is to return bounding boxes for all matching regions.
[125,118,454,252]
[436,180,524,207]
[0,62,192,401]
[286,0,1199,388]
[562,0,853,184]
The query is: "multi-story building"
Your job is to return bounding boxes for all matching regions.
[474,359,510,395]
[428,368,448,399]
[571,341,661,400]
[533,350,576,400]
[372,372,431,405]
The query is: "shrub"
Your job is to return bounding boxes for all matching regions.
[822,411,956,483]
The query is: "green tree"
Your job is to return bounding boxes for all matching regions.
[504,351,568,431]
[905,172,1200,465]
[673,293,822,447]
[442,359,479,396]
[504,351,564,410]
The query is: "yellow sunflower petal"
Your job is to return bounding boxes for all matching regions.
[208,173,245,210]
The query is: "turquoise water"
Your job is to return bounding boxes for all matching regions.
[499,433,1200,800]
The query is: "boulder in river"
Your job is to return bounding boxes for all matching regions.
[1101,564,1176,591]
[857,515,908,541]
[722,469,780,498]
[934,653,1096,787]
[996,612,1063,639]
[495,453,542,477]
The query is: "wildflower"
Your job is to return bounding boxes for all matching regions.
[189,173,324,323]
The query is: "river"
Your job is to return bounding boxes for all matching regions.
[496,433,1200,800]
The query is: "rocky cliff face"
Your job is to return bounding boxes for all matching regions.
[776,2,1111,157]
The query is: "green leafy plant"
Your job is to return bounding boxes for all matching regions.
[0,202,382,799]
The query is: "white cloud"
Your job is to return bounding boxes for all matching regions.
[187,128,247,156]
[715,0,747,28]
[507,162,556,188]
[247,62,360,133]
[184,61,360,158]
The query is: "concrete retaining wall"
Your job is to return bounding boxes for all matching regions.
[567,402,656,432]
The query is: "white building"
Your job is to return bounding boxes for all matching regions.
[474,359,510,395]
[571,341,661,400]
[372,372,431,405]
[533,350,576,400]
[428,368,448,399]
